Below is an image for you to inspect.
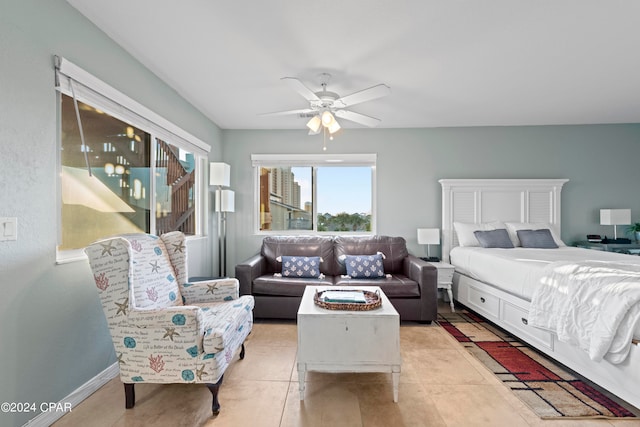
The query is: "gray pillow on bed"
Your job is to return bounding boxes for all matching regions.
[473,229,514,248]
[516,229,559,249]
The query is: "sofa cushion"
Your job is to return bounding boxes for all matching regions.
[253,275,334,297]
[333,274,420,298]
[334,236,408,275]
[344,253,386,279]
[261,236,337,275]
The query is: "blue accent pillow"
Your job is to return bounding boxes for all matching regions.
[281,256,322,278]
[345,254,385,279]
[516,229,559,249]
[473,229,514,248]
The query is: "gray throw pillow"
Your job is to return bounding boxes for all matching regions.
[516,229,559,249]
[473,229,514,248]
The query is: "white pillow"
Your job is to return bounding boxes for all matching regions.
[504,222,566,247]
[453,221,506,247]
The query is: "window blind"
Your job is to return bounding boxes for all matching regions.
[54,55,210,157]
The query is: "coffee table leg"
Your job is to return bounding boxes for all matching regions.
[297,362,306,400]
[392,365,400,402]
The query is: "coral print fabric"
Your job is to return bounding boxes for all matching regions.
[127,234,183,309]
[85,232,254,385]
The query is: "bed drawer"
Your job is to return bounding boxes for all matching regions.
[467,286,500,318]
[501,302,553,350]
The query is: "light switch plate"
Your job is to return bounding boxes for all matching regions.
[0,217,17,241]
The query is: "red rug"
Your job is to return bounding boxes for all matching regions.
[438,310,637,419]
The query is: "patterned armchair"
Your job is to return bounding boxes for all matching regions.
[85,231,254,415]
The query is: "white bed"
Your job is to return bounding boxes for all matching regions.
[441,178,640,409]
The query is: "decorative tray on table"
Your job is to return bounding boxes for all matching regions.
[313,288,381,311]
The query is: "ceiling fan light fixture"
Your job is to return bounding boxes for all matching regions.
[306,115,321,133]
[321,110,335,127]
[328,120,341,134]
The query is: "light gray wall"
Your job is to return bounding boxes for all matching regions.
[0,1,222,425]
[223,125,640,268]
[3,1,640,426]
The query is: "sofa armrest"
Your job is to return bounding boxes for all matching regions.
[235,253,267,295]
[404,255,438,322]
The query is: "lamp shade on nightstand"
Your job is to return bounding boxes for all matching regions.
[600,209,631,226]
[417,228,440,245]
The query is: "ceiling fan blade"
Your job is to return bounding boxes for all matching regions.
[259,108,315,117]
[334,110,382,127]
[281,77,320,102]
[335,84,391,108]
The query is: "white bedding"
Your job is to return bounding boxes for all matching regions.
[529,260,640,364]
[449,246,640,355]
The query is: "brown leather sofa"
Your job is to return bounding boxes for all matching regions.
[235,235,438,322]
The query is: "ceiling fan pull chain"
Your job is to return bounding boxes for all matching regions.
[323,127,327,151]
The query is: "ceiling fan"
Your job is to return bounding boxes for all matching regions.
[262,73,391,139]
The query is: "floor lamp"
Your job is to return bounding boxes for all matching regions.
[210,162,230,277]
[216,189,235,277]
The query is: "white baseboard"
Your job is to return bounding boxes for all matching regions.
[23,363,119,427]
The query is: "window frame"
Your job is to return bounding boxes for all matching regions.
[55,56,211,263]
[251,153,377,235]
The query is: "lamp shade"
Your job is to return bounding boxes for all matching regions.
[209,162,230,187]
[600,209,631,225]
[216,189,235,213]
[306,116,321,133]
[417,228,440,245]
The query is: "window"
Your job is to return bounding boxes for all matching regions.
[55,57,209,262]
[252,154,376,234]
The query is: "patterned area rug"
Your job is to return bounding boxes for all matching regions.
[438,310,637,419]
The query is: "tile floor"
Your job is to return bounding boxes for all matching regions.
[53,302,640,427]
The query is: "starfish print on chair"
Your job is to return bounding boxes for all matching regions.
[163,327,180,341]
[100,241,116,256]
[150,260,160,273]
[115,298,128,316]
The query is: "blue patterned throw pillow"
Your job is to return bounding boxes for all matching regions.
[345,254,385,279]
[280,256,322,278]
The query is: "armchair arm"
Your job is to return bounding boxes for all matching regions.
[127,305,201,329]
[180,278,239,304]
[125,306,207,355]
[404,255,438,322]
[235,253,266,295]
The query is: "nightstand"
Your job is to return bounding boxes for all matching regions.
[426,260,455,312]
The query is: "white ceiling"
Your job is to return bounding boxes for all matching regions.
[66,0,640,130]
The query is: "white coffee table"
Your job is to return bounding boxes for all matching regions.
[296,286,401,402]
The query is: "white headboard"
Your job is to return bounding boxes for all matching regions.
[439,179,569,262]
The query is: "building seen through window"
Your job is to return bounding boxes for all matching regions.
[259,165,372,233]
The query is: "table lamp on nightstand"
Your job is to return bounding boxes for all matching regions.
[417,228,440,262]
[600,208,631,243]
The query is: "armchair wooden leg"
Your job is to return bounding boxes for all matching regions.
[206,375,224,416]
[124,383,135,409]
[240,343,246,360]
